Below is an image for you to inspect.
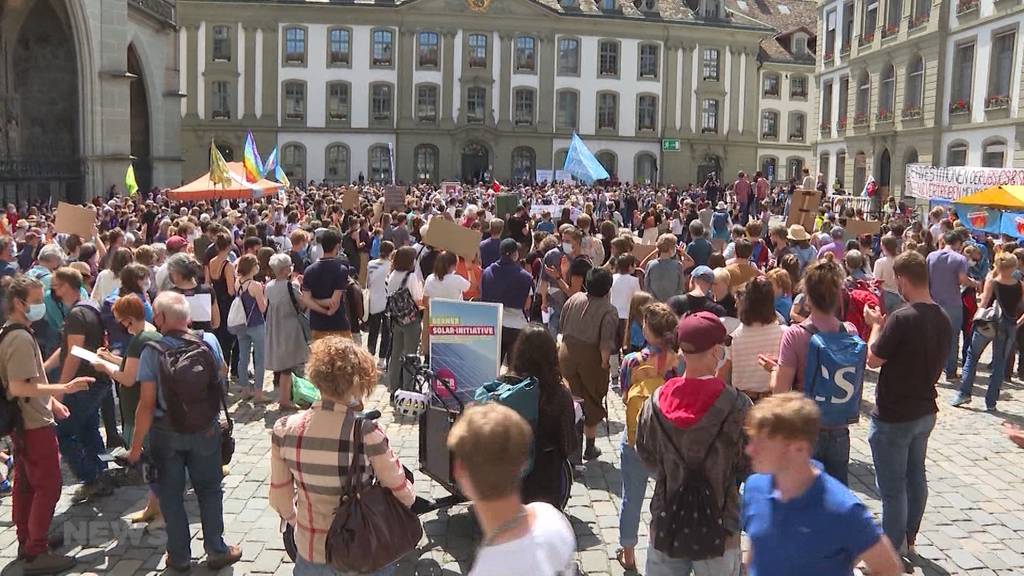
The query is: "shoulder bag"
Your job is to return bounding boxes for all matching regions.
[286,281,311,343]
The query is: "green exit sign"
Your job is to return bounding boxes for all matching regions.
[662,139,681,152]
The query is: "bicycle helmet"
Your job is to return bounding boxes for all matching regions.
[393,389,429,419]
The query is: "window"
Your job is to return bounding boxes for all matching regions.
[596,151,616,176]
[284,27,305,64]
[855,72,870,119]
[417,85,438,122]
[863,0,878,38]
[912,0,930,23]
[763,73,780,97]
[514,88,535,125]
[879,65,895,117]
[372,29,394,67]
[371,84,393,122]
[989,30,1016,100]
[947,142,968,166]
[558,38,580,75]
[634,0,657,11]
[905,57,923,111]
[789,112,806,140]
[822,82,833,127]
[327,82,350,122]
[836,152,846,185]
[556,90,578,130]
[886,0,901,32]
[791,75,808,99]
[328,28,351,66]
[212,81,231,119]
[842,2,855,51]
[418,32,439,68]
[369,145,391,182]
[637,95,657,132]
[600,0,616,10]
[952,41,974,106]
[983,140,1006,168]
[599,40,619,76]
[639,44,659,79]
[701,99,719,133]
[468,34,488,68]
[414,145,439,181]
[761,111,779,139]
[325,144,349,184]
[512,147,536,183]
[761,157,778,181]
[212,25,231,62]
[515,36,536,72]
[467,87,487,123]
[825,10,836,57]
[282,143,305,183]
[839,76,850,122]
[636,153,657,184]
[597,92,618,130]
[792,34,808,56]
[787,158,804,181]
[284,81,305,121]
[702,0,723,18]
[702,48,720,81]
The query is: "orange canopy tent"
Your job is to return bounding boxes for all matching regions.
[168,162,283,201]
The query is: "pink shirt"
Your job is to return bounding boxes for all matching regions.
[778,312,857,392]
[734,178,752,202]
[755,178,769,199]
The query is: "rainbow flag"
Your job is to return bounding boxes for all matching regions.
[243,130,264,183]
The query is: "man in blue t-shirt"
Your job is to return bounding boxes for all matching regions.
[742,393,901,576]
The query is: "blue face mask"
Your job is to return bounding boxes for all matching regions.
[26,302,46,323]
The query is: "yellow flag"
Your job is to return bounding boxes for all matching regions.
[125,163,138,197]
[209,140,232,188]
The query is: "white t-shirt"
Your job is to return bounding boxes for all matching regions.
[386,270,424,304]
[424,272,471,301]
[874,255,898,292]
[469,503,577,576]
[610,273,641,319]
[91,269,120,301]
[366,258,392,314]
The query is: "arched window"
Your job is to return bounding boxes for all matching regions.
[325,144,350,184]
[761,110,779,140]
[855,71,870,121]
[760,157,778,181]
[554,148,569,171]
[635,153,657,184]
[787,157,804,181]
[983,139,1006,168]
[369,145,391,182]
[947,141,968,167]
[789,112,806,141]
[904,56,924,114]
[414,144,439,182]
[879,64,895,119]
[282,143,306,183]
[556,90,579,130]
[596,151,617,177]
[512,147,536,183]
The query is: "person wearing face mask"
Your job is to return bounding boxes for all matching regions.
[101,263,154,355]
[540,226,588,338]
[0,274,93,575]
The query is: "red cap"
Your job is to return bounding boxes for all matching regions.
[166,236,188,252]
[675,311,727,354]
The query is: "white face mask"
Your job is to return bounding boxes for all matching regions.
[562,242,573,253]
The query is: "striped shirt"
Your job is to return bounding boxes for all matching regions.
[269,400,415,564]
[727,322,784,393]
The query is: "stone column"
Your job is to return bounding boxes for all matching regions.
[243,24,258,121]
[537,32,555,132]
[498,32,514,129]
[398,30,416,127]
[729,47,742,134]
[680,43,693,134]
[186,24,200,118]
[441,29,457,128]
[662,41,680,137]
[260,25,279,124]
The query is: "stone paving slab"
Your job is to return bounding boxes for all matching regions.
[0,356,1022,575]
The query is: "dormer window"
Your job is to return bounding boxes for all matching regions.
[633,0,657,11]
[701,0,723,18]
[792,33,808,55]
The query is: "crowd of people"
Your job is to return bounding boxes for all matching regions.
[0,171,1017,576]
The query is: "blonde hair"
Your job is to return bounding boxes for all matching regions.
[627,291,655,331]
[447,404,532,500]
[745,392,821,445]
[306,337,377,403]
[995,251,1018,272]
[767,268,792,296]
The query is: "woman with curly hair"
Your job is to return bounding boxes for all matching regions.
[269,337,415,575]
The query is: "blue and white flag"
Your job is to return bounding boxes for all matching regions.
[562,132,610,184]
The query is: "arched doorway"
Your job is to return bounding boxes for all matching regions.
[3,0,82,203]
[853,151,867,197]
[128,44,152,193]
[877,148,891,187]
[697,154,721,184]
[635,152,657,184]
[461,141,489,183]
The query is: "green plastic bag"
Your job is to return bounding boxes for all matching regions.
[291,374,320,407]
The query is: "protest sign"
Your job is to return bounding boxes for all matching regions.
[536,169,554,183]
[632,243,659,263]
[384,185,405,211]
[905,164,1024,203]
[786,189,820,231]
[495,194,519,219]
[342,187,359,211]
[429,299,503,403]
[55,202,95,238]
[423,217,481,261]
[555,170,573,183]
[843,219,881,240]
[441,181,460,197]
[529,204,564,219]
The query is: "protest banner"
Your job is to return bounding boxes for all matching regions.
[529,204,564,219]
[384,185,405,211]
[422,217,480,261]
[905,164,1024,203]
[843,219,882,240]
[429,299,503,403]
[55,202,95,238]
[441,181,460,197]
[342,187,359,211]
[786,189,820,231]
[555,170,573,183]
[536,169,554,183]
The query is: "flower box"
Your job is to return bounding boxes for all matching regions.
[882,24,899,37]
[819,121,832,131]
[789,133,805,141]
[876,109,893,122]
[909,13,930,28]
[985,95,1010,110]
[859,33,875,46]
[853,112,869,126]
[762,132,778,140]
[949,99,971,114]
[957,0,978,14]
[901,106,922,119]
[824,51,835,62]
[837,116,848,129]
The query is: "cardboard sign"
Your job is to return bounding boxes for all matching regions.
[342,188,359,211]
[632,243,659,263]
[422,218,481,261]
[55,202,95,238]
[843,218,881,241]
[442,182,460,197]
[384,185,405,211]
[786,189,821,232]
[495,194,519,220]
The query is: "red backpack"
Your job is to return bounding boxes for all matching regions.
[841,278,885,340]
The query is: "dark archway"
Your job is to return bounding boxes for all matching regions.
[877,148,891,187]
[853,151,867,196]
[3,0,82,203]
[128,44,152,193]
[697,154,721,184]
[461,141,489,183]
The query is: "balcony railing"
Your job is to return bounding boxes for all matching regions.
[876,109,893,122]
[909,12,930,29]
[837,116,848,129]
[859,32,875,46]
[986,94,1010,110]
[901,106,922,119]
[853,112,869,126]
[882,23,899,38]
[957,0,979,14]
[0,158,84,181]
[127,0,175,26]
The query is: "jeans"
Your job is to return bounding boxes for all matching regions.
[814,427,850,485]
[294,554,396,576]
[12,426,62,556]
[56,382,111,484]
[236,323,266,393]
[365,311,392,360]
[388,320,422,392]
[646,545,741,576]
[150,421,229,566]
[868,413,936,551]
[958,318,1017,408]
[546,305,562,339]
[214,324,239,378]
[941,303,963,378]
[619,436,651,548]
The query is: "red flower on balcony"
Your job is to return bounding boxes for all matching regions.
[950,99,971,114]
[986,94,1010,109]
[902,105,922,119]
[824,51,835,62]
[882,23,899,37]
[837,116,848,129]
[819,121,831,131]
[860,32,875,45]
[876,109,893,121]
[957,0,979,14]
[910,12,930,28]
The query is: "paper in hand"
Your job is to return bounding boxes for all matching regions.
[71,345,120,373]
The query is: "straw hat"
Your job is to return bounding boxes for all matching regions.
[787,224,811,241]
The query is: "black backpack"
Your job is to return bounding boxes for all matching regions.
[0,324,29,438]
[145,331,222,434]
[651,390,738,561]
[386,272,421,327]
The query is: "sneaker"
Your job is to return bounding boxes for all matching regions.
[71,477,114,504]
[377,358,387,370]
[583,445,602,461]
[0,479,11,495]
[946,373,961,383]
[985,405,997,413]
[950,395,972,408]
[22,552,76,575]
[164,555,192,573]
[205,545,243,570]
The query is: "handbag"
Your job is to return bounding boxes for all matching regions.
[325,415,422,573]
[286,281,312,343]
[219,387,235,466]
[973,299,1003,340]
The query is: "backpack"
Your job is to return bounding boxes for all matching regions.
[144,332,223,434]
[841,279,885,340]
[651,389,738,561]
[474,376,540,472]
[801,323,866,428]
[0,325,29,438]
[345,278,365,332]
[227,282,256,335]
[386,272,421,327]
[750,239,770,269]
[623,352,673,446]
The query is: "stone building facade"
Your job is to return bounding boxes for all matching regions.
[0,0,182,202]
[177,0,779,186]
